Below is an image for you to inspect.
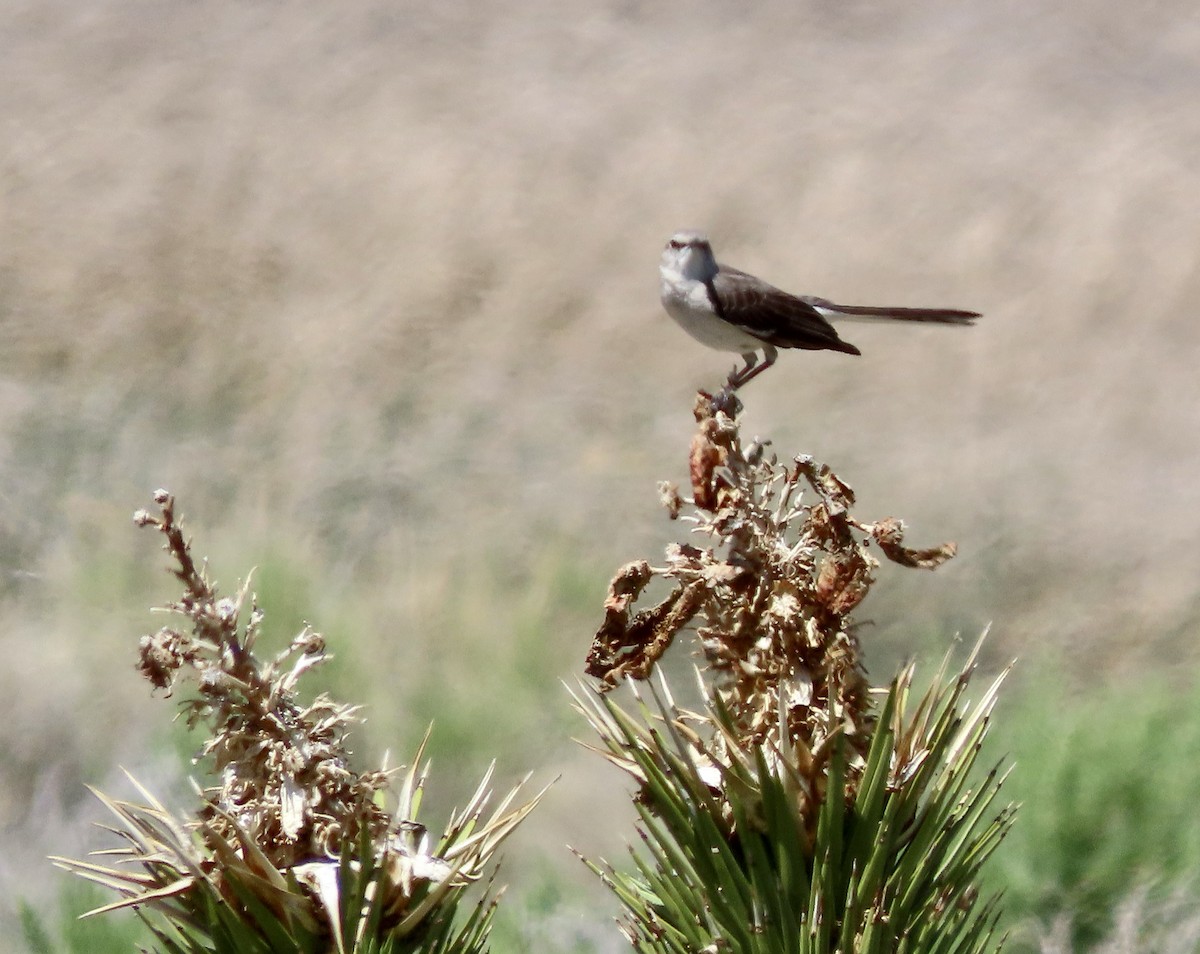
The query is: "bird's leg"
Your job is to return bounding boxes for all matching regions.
[727,347,777,390]
[726,352,758,389]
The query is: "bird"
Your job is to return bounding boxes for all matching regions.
[659,229,980,390]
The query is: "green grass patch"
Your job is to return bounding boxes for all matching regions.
[20,880,149,954]
[986,659,1200,951]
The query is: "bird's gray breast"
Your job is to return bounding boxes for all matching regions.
[660,275,765,353]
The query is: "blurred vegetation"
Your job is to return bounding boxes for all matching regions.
[3,0,1200,949]
[987,663,1200,952]
[50,494,549,954]
[23,649,1200,953]
[4,0,1199,660]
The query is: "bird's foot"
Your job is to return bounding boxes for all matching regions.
[707,384,743,417]
[726,362,750,388]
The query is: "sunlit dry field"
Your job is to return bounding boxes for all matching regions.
[2,0,1199,943]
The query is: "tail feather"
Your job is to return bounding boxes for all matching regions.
[804,296,980,324]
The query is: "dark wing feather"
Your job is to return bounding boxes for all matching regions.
[711,266,861,355]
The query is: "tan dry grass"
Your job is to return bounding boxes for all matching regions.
[2,0,1199,934]
[3,0,1197,653]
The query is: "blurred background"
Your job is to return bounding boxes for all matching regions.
[3,0,1200,950]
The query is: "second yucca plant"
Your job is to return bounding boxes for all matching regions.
[54,491,543,954]
[580,394,1014,954]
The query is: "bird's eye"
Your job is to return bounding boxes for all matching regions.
[668,239,683,249]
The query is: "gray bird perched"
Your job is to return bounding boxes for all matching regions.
[659,230,980,390]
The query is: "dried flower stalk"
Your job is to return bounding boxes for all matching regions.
[55,490,543,952]
[586,393,956,798]
[131,490,392,870]
[579,394,1009,954]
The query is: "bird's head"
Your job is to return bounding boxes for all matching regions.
[661,230,718,282]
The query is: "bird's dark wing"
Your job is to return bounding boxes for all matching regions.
[711,265,861,355]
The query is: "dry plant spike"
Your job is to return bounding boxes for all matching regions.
[55,490,545,951]
[585,391,961,774]
[579,392,1010,954]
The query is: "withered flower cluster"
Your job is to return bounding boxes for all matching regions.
[586,394,956,784]
[578,394,1009,954]
[134,490,391,870]
[56,490,540,950]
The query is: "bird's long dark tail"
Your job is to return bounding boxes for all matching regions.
[806,297,980,324]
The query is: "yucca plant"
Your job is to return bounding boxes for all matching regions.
[579,393,1014,953]
[53,490,544,954]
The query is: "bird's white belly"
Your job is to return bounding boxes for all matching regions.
[660,279,763,354]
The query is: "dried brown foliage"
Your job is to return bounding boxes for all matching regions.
[134,489,391,869]
[55,491,543,950]
[586,392,957,777]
